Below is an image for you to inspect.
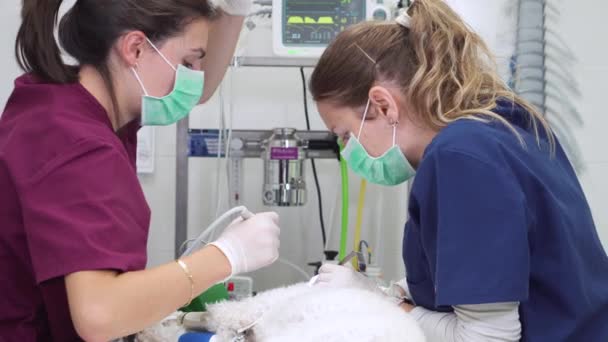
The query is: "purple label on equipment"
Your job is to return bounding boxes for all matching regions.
[271,147,299,160]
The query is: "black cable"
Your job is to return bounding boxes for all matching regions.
[300,67,327,248]
[300,67,312,129]
[398,0,412,9]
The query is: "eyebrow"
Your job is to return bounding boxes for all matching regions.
[191,48,206,59]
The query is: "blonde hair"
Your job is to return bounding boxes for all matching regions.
[310,0,554,151]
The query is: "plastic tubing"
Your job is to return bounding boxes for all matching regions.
[352,179,367,270]
[181,206,253,257]
[278,258,311,281]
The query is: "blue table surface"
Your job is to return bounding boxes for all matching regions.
[178,332,216,342]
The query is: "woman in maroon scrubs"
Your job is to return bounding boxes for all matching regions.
[0,1,280,341]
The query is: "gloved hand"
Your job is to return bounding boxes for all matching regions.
[315,264,380,293]
[210,212,280,277]
[315,265,412,305]
[394,278,413,300]
[211,0,253,16]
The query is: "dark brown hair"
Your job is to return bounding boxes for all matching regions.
[15,0,217,112]
[310,0,554,150]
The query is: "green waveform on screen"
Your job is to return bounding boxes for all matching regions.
[287,16,334,25]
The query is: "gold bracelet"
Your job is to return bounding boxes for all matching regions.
[176,259,195,307]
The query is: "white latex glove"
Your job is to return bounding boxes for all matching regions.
[315,264,380,293]
[315,265,409,305]
[395,278,413,300]
[212,0,253,16]
[210,212,280,277]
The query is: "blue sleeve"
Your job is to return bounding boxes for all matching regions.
[418,148,530,306]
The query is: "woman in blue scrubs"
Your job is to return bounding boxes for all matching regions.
[311,0,608,341]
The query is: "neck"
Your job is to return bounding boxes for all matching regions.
[79,65,134,131]
[412,128,439,168]
[398,124,439,168]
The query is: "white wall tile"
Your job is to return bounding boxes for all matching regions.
[146,249,175,269]
[139,156,177,266]
[547,67,608,165]
[155,125,177,158]
[579,162,608,251]
[549,0,608,251]
[552,1,608,68]
[0,2,24,109]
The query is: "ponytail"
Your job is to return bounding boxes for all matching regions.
[405,0,554,150]
[405,0,496,124]
[15,0,77,84]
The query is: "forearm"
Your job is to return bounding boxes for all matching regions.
[200,12,244,103]
[406,303,521,342]
[66,245,230,341]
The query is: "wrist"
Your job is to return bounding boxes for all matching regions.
[400,302,416,313]
[380,282,407,302]
[202,244,233,280]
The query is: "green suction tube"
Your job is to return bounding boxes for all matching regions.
[339,143,349,261]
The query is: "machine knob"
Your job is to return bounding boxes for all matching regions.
[264,190,274,203]
[373,8,388,21]
[230,138,244,151]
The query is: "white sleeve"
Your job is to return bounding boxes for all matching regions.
[409,302,522,342]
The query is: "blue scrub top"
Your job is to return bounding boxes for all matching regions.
[403,100,608,341]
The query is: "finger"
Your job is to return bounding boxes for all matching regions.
[271,240,280,252]
[270,224,280,235]
[318,263,341,274]
[314,282,329,288]
[308,275,320,286]
[230,217,244,226]
[260,211,280,223]
[316,273,333,283]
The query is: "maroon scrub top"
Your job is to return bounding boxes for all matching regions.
[0,74,151,341]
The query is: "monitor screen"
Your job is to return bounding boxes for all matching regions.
[283,0,366,47]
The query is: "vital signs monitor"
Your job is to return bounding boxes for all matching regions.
[273,0,393,58]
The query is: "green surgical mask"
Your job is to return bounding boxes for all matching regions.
[341,99,416,186]
[131,38,205,126]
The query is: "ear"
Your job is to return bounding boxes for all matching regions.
[369,86,400,125]
[115,31,148,68]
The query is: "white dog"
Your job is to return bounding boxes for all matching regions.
[201,283,426,342]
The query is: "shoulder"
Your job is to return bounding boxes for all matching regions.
[1,77,124,182]
[412,118,529,198]
[425,98,543,162]
[4,74,116,144]
[423,118,515,167]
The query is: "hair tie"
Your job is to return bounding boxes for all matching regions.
[395,13,411,28]
[396,0,414,28]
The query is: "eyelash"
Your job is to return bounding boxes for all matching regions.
[183,62,193,68]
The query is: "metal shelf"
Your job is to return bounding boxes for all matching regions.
[187,129,338,159]
[232,56,318,68]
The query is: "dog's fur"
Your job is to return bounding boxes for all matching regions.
[203,283,426,342]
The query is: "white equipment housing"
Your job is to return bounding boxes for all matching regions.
[273,0,393,58]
